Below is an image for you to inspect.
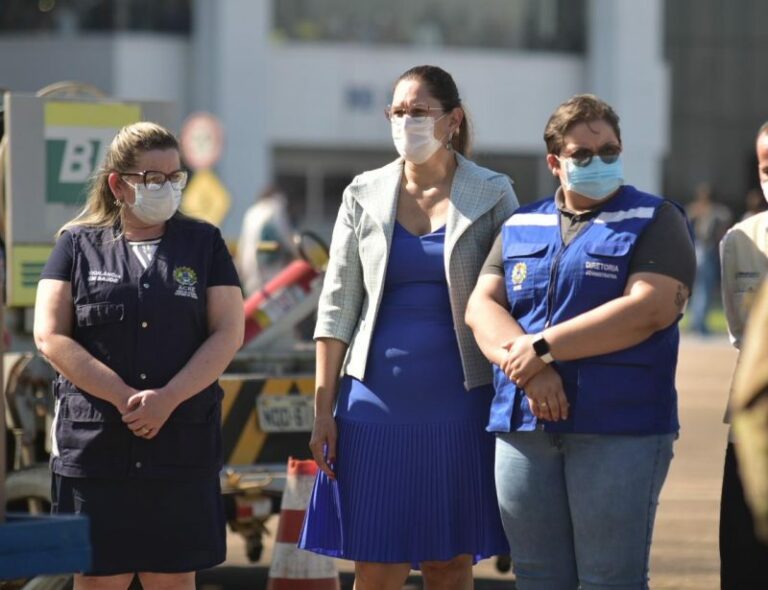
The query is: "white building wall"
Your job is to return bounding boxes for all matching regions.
[588,0,669,195]
[265,44,584,152]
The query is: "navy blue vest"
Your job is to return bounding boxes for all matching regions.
[52,217,225,479]
[489,186,681,435]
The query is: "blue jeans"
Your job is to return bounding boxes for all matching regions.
[495,430,675,590]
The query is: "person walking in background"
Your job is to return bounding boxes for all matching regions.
[718,122,768,589]
[34,122,244,589]
[741,187,766,221]
[687,183,732,335]
[235,185,299,296]
[466,94,696,590]
[300,65,516,590]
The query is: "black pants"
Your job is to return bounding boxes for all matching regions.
[720,442,768,589]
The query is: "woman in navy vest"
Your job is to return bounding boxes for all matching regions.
[466,95,696,589]
[34,122,243,589]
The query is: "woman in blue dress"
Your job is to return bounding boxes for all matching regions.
[299,65,517,589]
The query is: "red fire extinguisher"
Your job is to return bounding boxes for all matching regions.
[242,231,328,348]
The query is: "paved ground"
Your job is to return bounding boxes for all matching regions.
[207,335,737,589]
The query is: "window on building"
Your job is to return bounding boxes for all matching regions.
[272,0,585,53]
[0,0,191,34]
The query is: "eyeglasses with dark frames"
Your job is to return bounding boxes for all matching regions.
[119,169,188,191]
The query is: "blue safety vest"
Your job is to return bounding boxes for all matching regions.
[51,217,228,479]
[489,185,682,435]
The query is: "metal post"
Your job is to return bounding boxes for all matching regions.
[0,133,6,523]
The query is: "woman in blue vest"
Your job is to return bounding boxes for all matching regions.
[299,65,515,589]
[34,122,244,589]
[466,94,696,590]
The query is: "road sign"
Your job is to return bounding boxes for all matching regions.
[181,169,231,226]
[180,112,224,170]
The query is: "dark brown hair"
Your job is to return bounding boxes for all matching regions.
[543,94,621,155]
[395,65,471,156]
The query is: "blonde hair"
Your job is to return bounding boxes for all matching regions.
[58,122,179,236]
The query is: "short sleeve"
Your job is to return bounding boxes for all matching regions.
[480,232,505,277]
[208,228,242,287]
[40,231,74,281]
[628,202,696,290]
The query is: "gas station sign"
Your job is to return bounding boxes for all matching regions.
[44,102,141,204]
[3,93,175,306]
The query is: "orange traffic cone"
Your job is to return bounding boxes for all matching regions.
[267,458,340,590]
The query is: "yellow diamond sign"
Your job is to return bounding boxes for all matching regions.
[181,169,231,226]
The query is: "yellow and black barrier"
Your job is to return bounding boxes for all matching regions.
[219,375,314,465]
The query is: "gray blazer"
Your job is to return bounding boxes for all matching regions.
[314,154,519,389]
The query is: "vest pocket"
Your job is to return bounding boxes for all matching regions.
[56,391,130,470]
[580,241,632,298]
[75,302,125,327]
[575,361,659,433]
[150,387,222,471]
[503,242,549,311]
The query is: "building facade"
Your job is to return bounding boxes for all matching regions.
[0,0,668,238]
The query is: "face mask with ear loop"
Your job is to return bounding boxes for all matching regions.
[123,180,182,225]
[391,113,452,164]
[557,155,625,201]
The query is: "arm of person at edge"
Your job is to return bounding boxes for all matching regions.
[34,278,140,414]
[504,271,689,389]
[121,285,244,438]
[466,273,571,423]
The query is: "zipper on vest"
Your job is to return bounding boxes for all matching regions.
[544,242,569,327]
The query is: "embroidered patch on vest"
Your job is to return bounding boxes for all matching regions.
[511,262,527,290]
[584,261,619,279]
[88,270,121,283]
[173,266,198,299]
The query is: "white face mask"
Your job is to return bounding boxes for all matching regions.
[391,114,447,164]
[126,181,182,225]
[761,181,768,204]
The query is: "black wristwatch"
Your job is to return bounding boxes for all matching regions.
[532,333,554,364]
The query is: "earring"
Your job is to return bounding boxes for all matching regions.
[446,131,454,150]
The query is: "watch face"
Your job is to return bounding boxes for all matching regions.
[533,336,550,356]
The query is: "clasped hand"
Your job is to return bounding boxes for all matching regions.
[500,334,546,387]
[501,335,569,422]
[120,389,178,439]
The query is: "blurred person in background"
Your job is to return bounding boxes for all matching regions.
[741,187,766,221]
[466,94,695,590]
[686,183,732,335]
[718,122,768,589]
[236,185,299,296]
[34,122,244,589]
[300,65,516,590]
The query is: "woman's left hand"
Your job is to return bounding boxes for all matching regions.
[502,334,546,388]
[122,389,178,439]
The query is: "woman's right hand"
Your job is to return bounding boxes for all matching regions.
[524,365,569,422]
[309,415,337,480]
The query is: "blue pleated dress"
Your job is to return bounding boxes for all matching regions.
[299,221,509,566]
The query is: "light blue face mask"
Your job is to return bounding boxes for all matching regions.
[559,155,624,201]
